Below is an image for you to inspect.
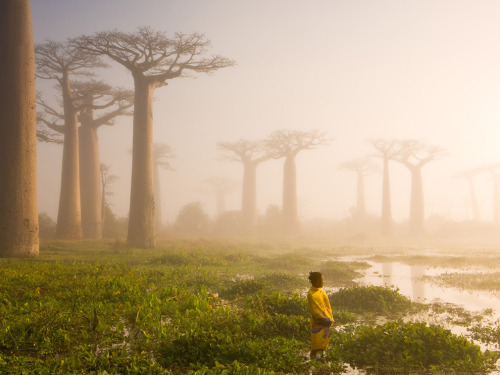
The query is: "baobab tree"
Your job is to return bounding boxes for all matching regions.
[485,164,500,226]
[0,0,39,257]
[100,163,118,234]
[452,167,483,222]
[264,130,329,232]
[340,158,378,221]
[38,81,133,239]
[153,143,174,230]
[36,110,63,144]
[73,27,234,248]
[35,40,104,240]
[202,176,239,217]
[370,139,398,236]
[77,81,133,239]
[218,139,270,229]
[393,140,445,236]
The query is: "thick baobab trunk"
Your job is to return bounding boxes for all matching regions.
[409,167,425,236]
[381,157,393,236]
[0,0,39,257]
[153,160,162,230]
[55,74,83,239]
[282,155,298,232]
[127,77,155,248]
[79,110,102,239]
[356,171,366,219]
[241,162,257,228]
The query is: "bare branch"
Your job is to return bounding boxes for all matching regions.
[392,139,446,169]
[217,139,270,165]
[71,27,235,84]
[263,129,330,158]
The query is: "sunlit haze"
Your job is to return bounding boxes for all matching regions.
[32,0,500,227]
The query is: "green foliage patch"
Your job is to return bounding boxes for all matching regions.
[332,321,499,374]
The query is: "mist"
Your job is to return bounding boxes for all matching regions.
[32,0,500,242]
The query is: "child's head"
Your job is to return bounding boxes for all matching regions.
[308,271,324,288]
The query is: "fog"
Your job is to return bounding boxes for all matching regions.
[32,0,500,234]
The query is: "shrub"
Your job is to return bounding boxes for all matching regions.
[333,321,499,374]
[329,285,420,316]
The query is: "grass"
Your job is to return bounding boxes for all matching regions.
[0,239,498,374]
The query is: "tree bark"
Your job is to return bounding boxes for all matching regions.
[0,0,39,257]
[127,76,155,248]
[79,108,102,239]
[409,166,425,236]
[380,156,393,236]
[282,155,298,232]
[55,73,83,239]
[241,161,257,229]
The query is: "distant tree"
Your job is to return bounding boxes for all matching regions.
[38,212,56,239]
[175,202,210,235]
[0,0,39,257]
[35,40,104,240]
[36,108,63,144]
[38,81,133,239]
[370,139,399,236]
[393,140,445,236]
[100,163,118,234]
[259,204,283,235]
[73,27,235,248]
[218,139,270,230]
[489,165,500,226]
[452,167,483,222]
[340,158,378,221]
[264,130,329,233]
[153,143,175,230]
[202,176,239,217]
[77,81,133,239]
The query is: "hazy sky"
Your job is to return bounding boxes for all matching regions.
[32,0,500,224]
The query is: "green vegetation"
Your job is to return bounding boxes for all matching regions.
[432,271,500,292]
[330,285,425,318]
[332,322,499,375]
[0,240,497,374]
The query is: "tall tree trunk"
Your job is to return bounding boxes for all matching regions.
[127,77,155,248]
[0,0,39,257]
[79,109,102,239]
[55,73,83,239]
[241,161,257,229]
[468,177,480,221]
[381,157,393,236]
[409,166,425,236]
[282,154,298,232]
[356,171,366,219]
[153,160,162,231]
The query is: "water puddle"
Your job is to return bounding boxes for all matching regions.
[335,257,500,374]
[360,260,500,316]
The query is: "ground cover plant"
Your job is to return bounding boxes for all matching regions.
[0,239,498,374]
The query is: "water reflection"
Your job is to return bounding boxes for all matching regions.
[381,262,392,287]
[410,265,425,301]
[360,260,500,317]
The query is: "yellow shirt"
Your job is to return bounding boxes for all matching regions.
[307,286,333,329]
